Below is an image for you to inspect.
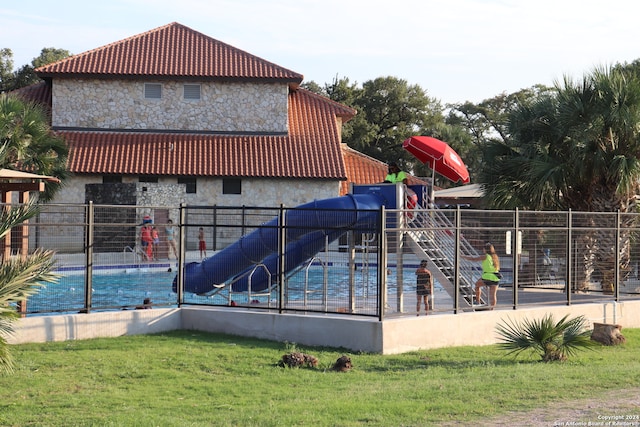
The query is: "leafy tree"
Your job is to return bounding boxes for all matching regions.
[478,68,640,212]
[496,314,597,362]
[0,47,71,92]
[479,67,640,290]
[0,48,14,93]
[445,85,553,183]
[31,48,71,69]
[348,76,444,169]
[0,94,68,201]
[0,203,59,374]
[307,76,475,186]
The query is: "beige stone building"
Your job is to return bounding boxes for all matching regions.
[16,22,425,252]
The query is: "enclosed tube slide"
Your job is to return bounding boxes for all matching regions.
[230,228,345,292]
[175,193,385,295]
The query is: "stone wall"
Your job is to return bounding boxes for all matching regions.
[52,79,289,133]
[43,175,341,253]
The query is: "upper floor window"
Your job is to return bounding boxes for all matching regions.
[183,84,201,100]
[102,175,122,184]
[178,177,197,194]
[223,178,242,195]
[139,175,159,183]
[144,83,162,99]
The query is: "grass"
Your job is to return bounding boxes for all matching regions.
[1,329,639,426]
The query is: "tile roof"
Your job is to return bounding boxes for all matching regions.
[35,22,303,85]
[61,88,356,179]
[341,145,427,195]
[10,82,51,106]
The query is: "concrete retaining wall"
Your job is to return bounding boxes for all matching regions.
[8,300,640,354]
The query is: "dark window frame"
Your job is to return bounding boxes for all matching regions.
[102,175,123,184]
[223,178,242,195]
[178,177,197,194]
[139,175,159,183]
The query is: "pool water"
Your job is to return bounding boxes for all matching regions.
[24,265,451,314]
[25,270,178,314]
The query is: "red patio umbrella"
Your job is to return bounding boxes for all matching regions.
[402,136,470,184]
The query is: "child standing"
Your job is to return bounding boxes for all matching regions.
[416,260,433,315]
[165,219,178,259]
[198,227,207,259]
[151,226,160,260]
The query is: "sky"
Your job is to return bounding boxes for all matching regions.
[2,0,640,104]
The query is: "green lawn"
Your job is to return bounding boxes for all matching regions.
[2,329,639,426]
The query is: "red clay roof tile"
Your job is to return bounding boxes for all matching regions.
[61,88,354,179]
[35,22,303,84]
[10,82,51,106]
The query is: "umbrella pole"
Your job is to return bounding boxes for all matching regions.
[430,164,435,207]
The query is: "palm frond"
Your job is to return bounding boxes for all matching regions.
[0,248,59,308]
[496,314,598,362]
[0,202,40,239]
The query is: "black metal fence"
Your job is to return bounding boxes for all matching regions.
[6,202,640,317]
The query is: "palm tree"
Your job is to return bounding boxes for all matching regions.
[0,93,64,373]
[0,94,68,201]
[496,314,597,362]
[480,67,640,291]
[0,202,59,374]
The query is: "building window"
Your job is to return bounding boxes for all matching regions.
[178,177,197,194]
[102,175,122,184]
[139,175,159,183]
[223,178,241,195]
[144,83,162,99]
[183,84,201,100]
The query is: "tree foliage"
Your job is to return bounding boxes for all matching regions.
[478,67,640,212]
[0,47,71,93]
[0,203,59,374]
[0,94,68,201]
[306,76,473,186]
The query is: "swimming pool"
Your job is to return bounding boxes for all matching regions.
[24,269,179,314]
[22,264,451,315]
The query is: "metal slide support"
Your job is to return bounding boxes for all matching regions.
[396,184,404,313]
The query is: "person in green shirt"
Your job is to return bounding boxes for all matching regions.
[462,243,501,309]
[384,162,408,184]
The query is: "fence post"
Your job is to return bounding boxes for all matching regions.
[84,201,94,313]
[278,204,285,314]
[454,206,461,314]
[212,205,217,251]
[176,203,186,306]
[615,210,621,300]
[566,209,572,305]
[512,208,519,310]
[378,205,386,321]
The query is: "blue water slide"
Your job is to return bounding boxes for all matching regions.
[230,228,345,292]
[176,193,386,295]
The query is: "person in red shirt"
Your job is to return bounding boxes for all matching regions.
[140,224,153,260]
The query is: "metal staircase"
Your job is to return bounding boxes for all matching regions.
[401,187,483,307]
